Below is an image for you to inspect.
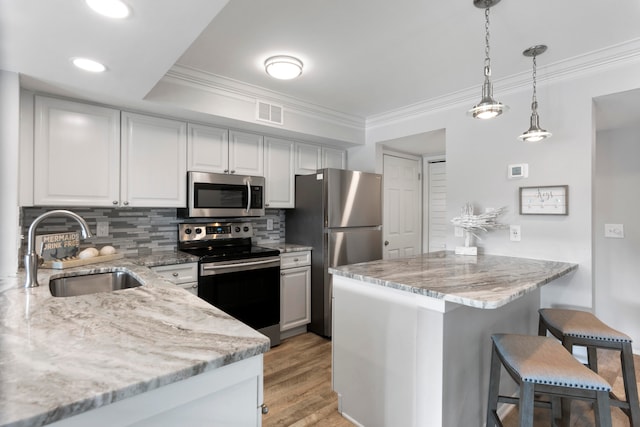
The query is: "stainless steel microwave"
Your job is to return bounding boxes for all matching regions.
[182,171,265,218]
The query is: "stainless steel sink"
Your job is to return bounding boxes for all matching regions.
[49,271,143,297]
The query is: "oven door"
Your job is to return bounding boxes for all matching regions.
[198,256,280,345]
[188,171,265,217]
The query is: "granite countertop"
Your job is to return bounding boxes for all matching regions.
[259,242,313,253]
[128,250,199,267]
[0,258,270,427]
[329,251,578,309]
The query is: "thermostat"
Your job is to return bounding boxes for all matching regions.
[508,163,528,179]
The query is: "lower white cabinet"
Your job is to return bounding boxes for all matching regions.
[150,263,198,296]
[48,355,265,427]
[280,251,311,338]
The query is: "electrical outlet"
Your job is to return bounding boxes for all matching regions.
[266,218,274,231]
[604,224,624,238]
[96,220,109,237]
[510,225,521,242]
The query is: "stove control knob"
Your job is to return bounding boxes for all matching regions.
[243,226,249,232]
[235,226,241,233]
[184,228,192,235]
[195,228,203,234]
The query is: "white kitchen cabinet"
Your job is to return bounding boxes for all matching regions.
[121,112,187,207]
[188,126,263,176]
[280,251,311,338]
[187,123,229,173]
[229,130,264,176]
[48,355,265,427]
[264,137,294,208]
[33,96,120,206]
[150,263,198,296]
[322,146,347,169]
[294,142,347,174]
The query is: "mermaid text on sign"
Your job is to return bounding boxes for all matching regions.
[36,232,80,260]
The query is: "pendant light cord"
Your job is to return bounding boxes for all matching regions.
[484,7,491,78]
[531,53,538,112]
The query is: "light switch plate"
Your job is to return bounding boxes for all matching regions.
[266,218,274,231]
[604,224,624,238]
[510,225,521,242]
[96,220,109,237]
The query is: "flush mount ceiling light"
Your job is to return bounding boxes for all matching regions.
[85,0,130,18]
[518,45,552,142]
[264,55,303,80]
[71,57,106,73]
[468,0,508,119]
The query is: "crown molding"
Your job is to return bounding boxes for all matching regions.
[164,64,365,131]
[367,37,640,129]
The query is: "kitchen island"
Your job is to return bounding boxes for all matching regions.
[0,256,270,427]
[329,251,578,427]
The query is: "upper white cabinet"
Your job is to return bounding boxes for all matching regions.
[34,96,120,206]
[229,130,264,176]
[294,142,347,175]
[322,146,347,169]
[120,112,187,207]
[264,137,294,208]
[188,126,263,176]
[187,123,229,173]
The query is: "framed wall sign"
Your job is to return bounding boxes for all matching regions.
[519,185,568,215]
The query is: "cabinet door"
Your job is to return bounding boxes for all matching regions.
[322,146,347,169]
[264,137,294,208]
[280,266,311,331]
[121,112,187,207]
[34,96,120,206]
[187,123,229,173]
[228,130,263,176]
[294,142,322,175]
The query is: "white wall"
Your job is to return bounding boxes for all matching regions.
[595,126,640,351]
[353,57,640,324]
[0,70,20,276]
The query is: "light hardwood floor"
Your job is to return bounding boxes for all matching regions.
[263,333,639,426]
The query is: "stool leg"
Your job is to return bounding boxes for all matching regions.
[538,316,547,337]
[486,344,502,427]
[621,342,640,427]
[587,346,599,373]
[594,389,613,427]
[519,382,535,427]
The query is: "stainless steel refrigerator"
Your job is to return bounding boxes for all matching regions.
[286,168,383,337]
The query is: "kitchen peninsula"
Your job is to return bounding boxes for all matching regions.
[329,251,578,427]
[0,257,270,427]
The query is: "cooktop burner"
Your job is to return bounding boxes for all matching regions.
[177,222,280,261]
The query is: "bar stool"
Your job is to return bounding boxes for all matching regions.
[539,308,640,427]
[487,334,612,427]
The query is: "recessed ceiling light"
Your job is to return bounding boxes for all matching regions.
[264,56,303,80]
[72,57,107,73]
[85,0,130,19]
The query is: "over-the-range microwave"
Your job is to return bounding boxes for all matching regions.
[180,171,265,218]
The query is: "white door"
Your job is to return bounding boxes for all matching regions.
[427,160,447,252]
[383,154,421,259]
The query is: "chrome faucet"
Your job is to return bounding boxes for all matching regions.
[24,210,93,288]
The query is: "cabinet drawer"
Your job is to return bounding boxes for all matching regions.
[280,251,311,269]
[151,263,198,284]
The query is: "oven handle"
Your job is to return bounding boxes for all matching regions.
[246,181,251,213]
[201,258,280,275]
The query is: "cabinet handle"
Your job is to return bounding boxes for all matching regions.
[261,404,269,415]
[281,272,285,276]
[113,200,118,205]
[230,170,236,174]
[123,201,129,206]
[384,240,389,246]
[293,258,299,262]
[172,272,179,277]
[191,284,197,289]
[224,169,229,173]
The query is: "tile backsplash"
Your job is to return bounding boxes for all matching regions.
[20,207,285,261]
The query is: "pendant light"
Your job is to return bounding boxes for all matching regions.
[468,0,508,119]
[518,45,552,142]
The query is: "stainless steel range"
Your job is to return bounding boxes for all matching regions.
[178,222,281,346]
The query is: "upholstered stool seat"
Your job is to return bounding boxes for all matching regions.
[539,308,640,426]
[487,334,612,427]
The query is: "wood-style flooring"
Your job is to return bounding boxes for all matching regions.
[263,333,640,426]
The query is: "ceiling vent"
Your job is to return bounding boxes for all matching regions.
[256,100,283,125]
